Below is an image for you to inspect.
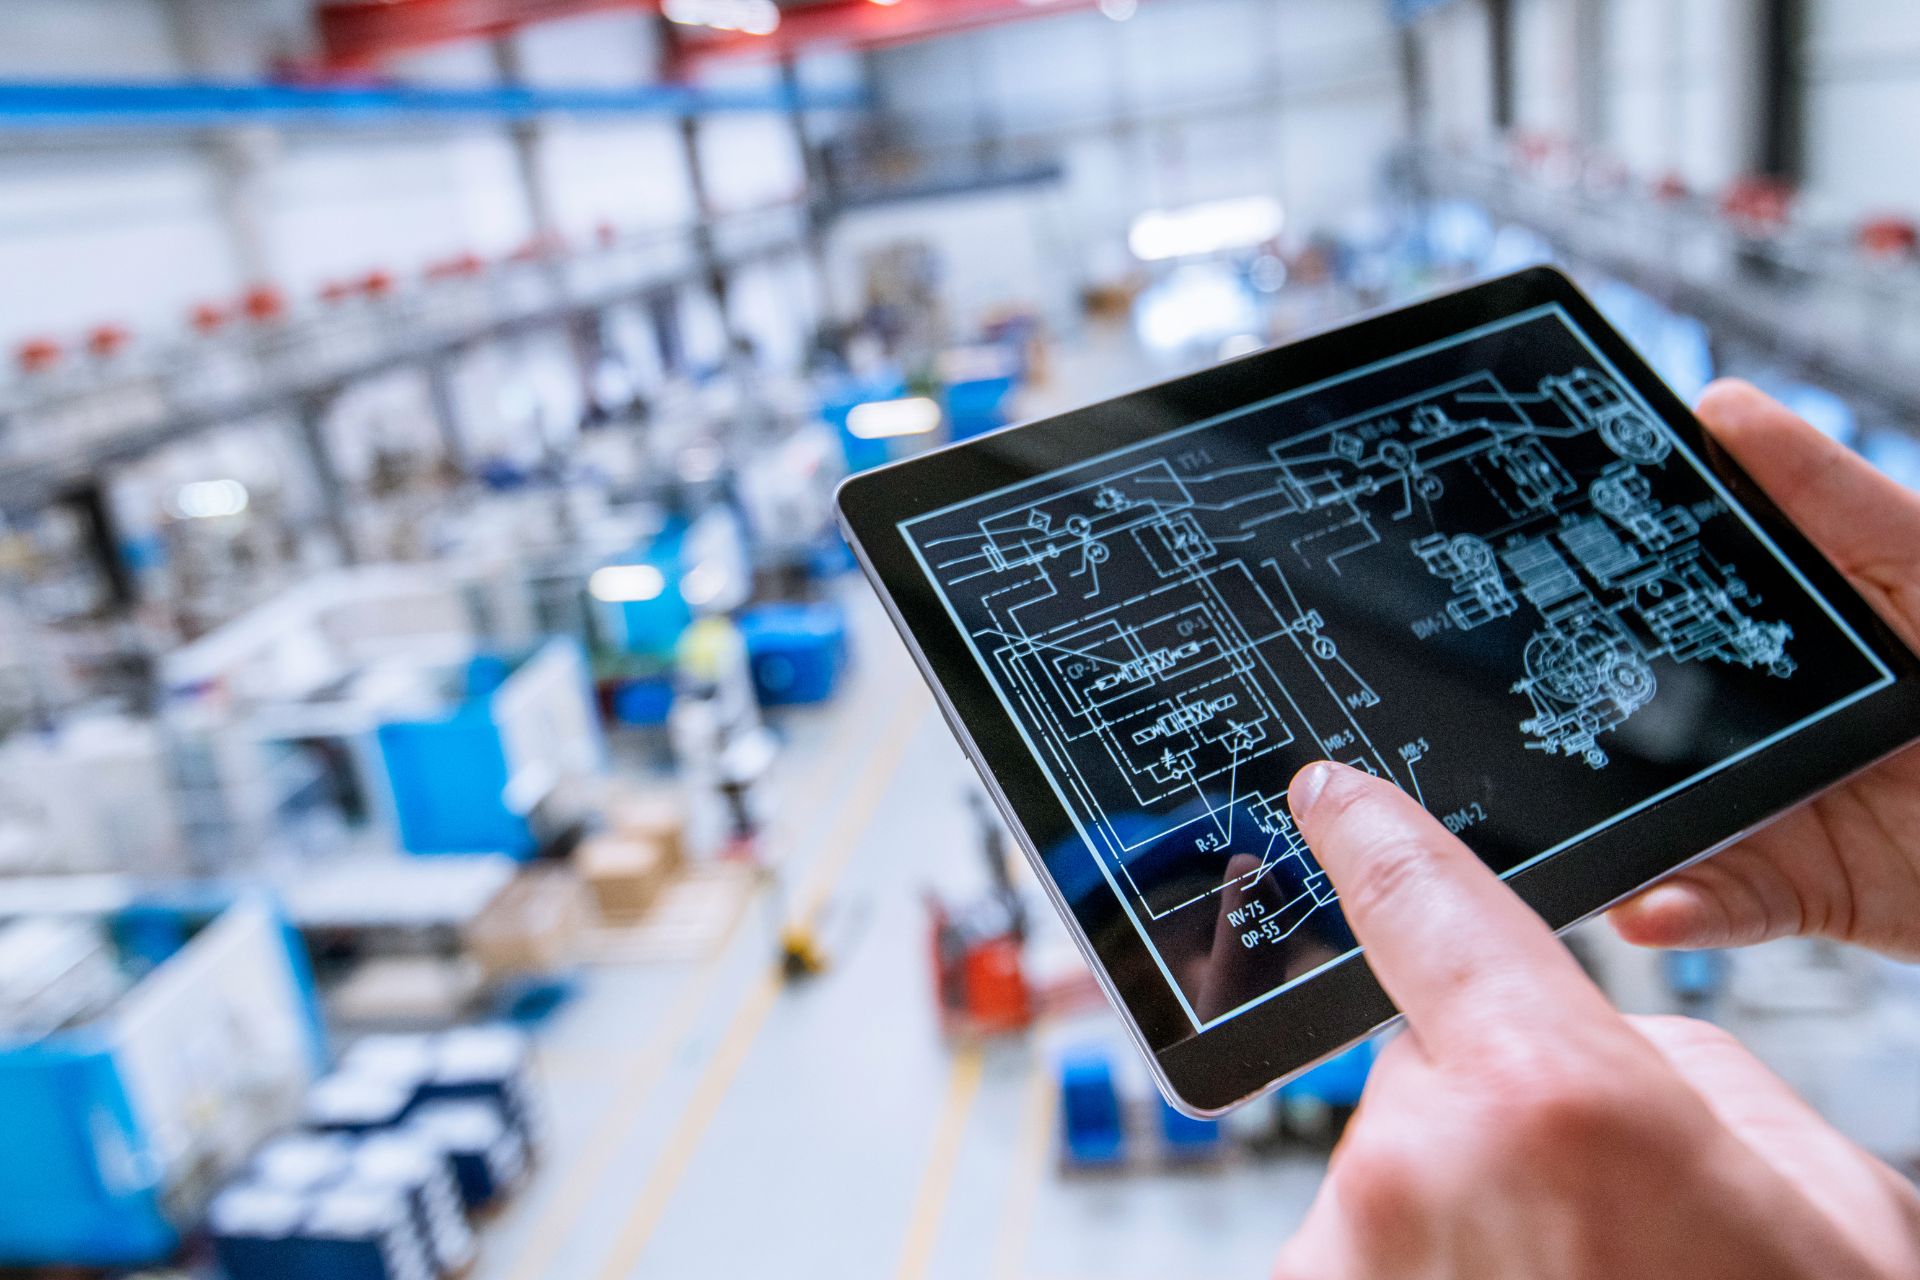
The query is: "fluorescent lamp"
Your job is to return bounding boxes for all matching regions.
[741,0,780,33]
[589,564,667,603]
[1128,196,1285,262]
[663,0,779,30]
[847,396,942,440]
[170,478,249,520]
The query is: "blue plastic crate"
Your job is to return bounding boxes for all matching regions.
[1059,1050,1127,1166]
[609,676,675,726]
[1157,1093,1224,1158]
[1278,1037,1377,1109]
[737,603,849,706]
[943,374,1016,442]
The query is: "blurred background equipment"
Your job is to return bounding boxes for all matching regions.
[0,0,1918,1276]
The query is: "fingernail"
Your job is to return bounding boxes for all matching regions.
[1289,762,1336,821]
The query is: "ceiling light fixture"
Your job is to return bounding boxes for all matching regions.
[846,396,942,440]
[1128,195,1285,262]
[588,564,667,603]
[170,478,250,520]
[662,0,780,34]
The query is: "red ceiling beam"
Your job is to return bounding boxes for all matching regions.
[314,0,650,68]
[668,0,1103,73]
[315,0,1105,77]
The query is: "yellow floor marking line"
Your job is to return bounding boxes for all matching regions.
[589,692,929,1280]
[499,931,741,1280]
[989,1054,1058,1280]
[894,1045,988,1280]
[791,686,930,925]
[499,671,916,1280]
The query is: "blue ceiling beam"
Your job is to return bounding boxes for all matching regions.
[0,80,867,130]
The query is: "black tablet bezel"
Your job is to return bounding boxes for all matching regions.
[837,266,1920,1115]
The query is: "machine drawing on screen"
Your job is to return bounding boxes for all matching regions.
[900,307,1890,1038]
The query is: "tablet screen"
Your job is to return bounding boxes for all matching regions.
[898,304,1894,1037]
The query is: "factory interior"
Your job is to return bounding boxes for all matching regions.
[1,0,1918,1276]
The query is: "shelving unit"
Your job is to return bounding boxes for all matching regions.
[1415,149,1920,424]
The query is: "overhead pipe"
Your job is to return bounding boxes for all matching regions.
[0,80,864,131]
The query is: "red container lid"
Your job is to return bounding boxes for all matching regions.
[86,325,132,359]
[16,337,62,374]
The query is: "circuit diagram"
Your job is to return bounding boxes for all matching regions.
[902,309,1879,1023]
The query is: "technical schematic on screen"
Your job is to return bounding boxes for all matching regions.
[901,306,1892,1032]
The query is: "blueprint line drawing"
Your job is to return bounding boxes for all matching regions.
[902,307,1893,1030]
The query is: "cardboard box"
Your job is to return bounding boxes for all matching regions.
[576,834,673,923]
[606,790,686,868]
[464,868,593,980]
[329,955,486,1028]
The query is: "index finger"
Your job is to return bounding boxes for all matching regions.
[1289,761,1612,1055]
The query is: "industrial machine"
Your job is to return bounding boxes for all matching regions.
[0,899,324,1267]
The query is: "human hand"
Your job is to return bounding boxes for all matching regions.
[1271,761,1920,1279]
[1609,380,1920,960]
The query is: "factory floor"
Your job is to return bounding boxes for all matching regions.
[471,582,1325,1280]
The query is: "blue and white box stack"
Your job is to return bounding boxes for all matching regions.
[207,1175,435,1280]
[406,1099,529,1211]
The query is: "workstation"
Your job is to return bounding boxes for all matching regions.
[1,1,1919,1277]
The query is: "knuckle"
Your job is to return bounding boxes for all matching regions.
[1503,1068,1672,1161]
[1512,1080,1631,1150]
[1335,1140,1428,1233]
[1331,833,1441,920]
[1476,1035,1657,1155]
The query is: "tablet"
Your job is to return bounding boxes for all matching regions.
[836,266,1920,1116]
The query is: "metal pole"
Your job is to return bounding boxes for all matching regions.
[780,54,840,326]
[294,393,358,565]
[491,37,558,240]
[1396,22,1428,144]
[60,481,137,611]
[1756,0,1805,181]
[491,35,601,417]
[425,356,471,474]
[1487,0,1516,133]
[1571,0,1606,150]
[678,113,743,348]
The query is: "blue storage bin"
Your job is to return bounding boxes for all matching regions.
[378,705,532,858]
[943,374,1017,442]
[1059,1050,1126,1166]
[1278,1037,1377,1109]
[609,676,675,726]
[1157,1093,1223,1158]
[737,603,849,706]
